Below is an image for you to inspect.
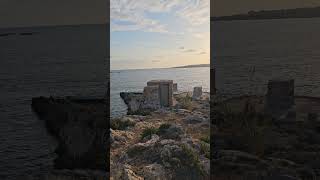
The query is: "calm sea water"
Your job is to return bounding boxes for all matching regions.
[110,67,210,117]
[0,25,107,179]
[214,18,320,98]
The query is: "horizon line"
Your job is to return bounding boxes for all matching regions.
[111,64,210,71]
[0,22,109,30]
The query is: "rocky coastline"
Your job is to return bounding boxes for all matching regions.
[111,91,210,180]
[212,80,320,179]
[31,96,108,179]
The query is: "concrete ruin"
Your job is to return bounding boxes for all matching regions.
[173,83,178,92]
[147,80,174,107]
[121,80,175,114]
[193,86,203,100]
[265,79,295,118]
[143,85,160,109]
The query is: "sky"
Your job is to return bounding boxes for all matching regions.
[110,0,210,70]
[1,0,320,69]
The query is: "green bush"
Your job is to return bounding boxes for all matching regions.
[200,134,210,144]
[199,142,210,159]
[180,144,204,175]
[140,127,159,140]
[110,119,135,130]
[158,123,171,133]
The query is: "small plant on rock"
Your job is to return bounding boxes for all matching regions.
[200,134,210,144]
[199,141,210,159]
[179,94,193,110]
[180,144,205,175]
[140,127,158,140]
[110,118,135,130]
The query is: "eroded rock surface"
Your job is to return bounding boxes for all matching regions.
[212,95,320,179]
[31,97,108,170]
[111,92,210,180]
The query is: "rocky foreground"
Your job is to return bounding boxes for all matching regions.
[212,95,320,180]
[111,92,210,180]
[31,96,108,180]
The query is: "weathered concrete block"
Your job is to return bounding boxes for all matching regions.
[173,83,178,92]
[147,80,173,107]
[265,79,295,118]
[193,86,203,100]
[143,85,160,109]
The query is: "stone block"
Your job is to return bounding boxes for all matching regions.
[147,80,173,107]
[265,79,295,118]
[143,85,160,109]
[193,86,202,100]
[173,83,178,92]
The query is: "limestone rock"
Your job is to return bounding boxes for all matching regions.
[142,163,167,180]
[123,165,143,180]
[31,97,107,170]
[157,124,184,140]
[183,113,207,124]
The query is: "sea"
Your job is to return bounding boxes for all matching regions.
[213,18,320,98]
[0,25,107,179]
[1,18,320,178]
[110,67,210,117]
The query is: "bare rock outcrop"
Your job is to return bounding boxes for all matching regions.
[31,97,108,170]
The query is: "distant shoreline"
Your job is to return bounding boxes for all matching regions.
[173,64,210,68]
[212,7,320,22]
[111,64,210,72]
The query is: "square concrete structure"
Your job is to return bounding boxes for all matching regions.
[143,85,160,109]
[193,86,203,100]
[173,83,178,92]
[147,80,173,107]
[265,79,295,118]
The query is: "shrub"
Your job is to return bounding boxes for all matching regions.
[158,123,171,133]
[179,94,193,110]
[110,119,135,130]
[200,134,210,144]
[180,144,204,175]
[216,99,270,156]
[199,142,210,159]
[140,127,159,140]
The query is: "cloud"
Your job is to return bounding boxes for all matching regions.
[183,49,197,53]
[111,0,209,32]
[177,0,210,25]
[180,48,207,54]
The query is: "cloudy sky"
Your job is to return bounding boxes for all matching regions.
[110,0,210,70]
